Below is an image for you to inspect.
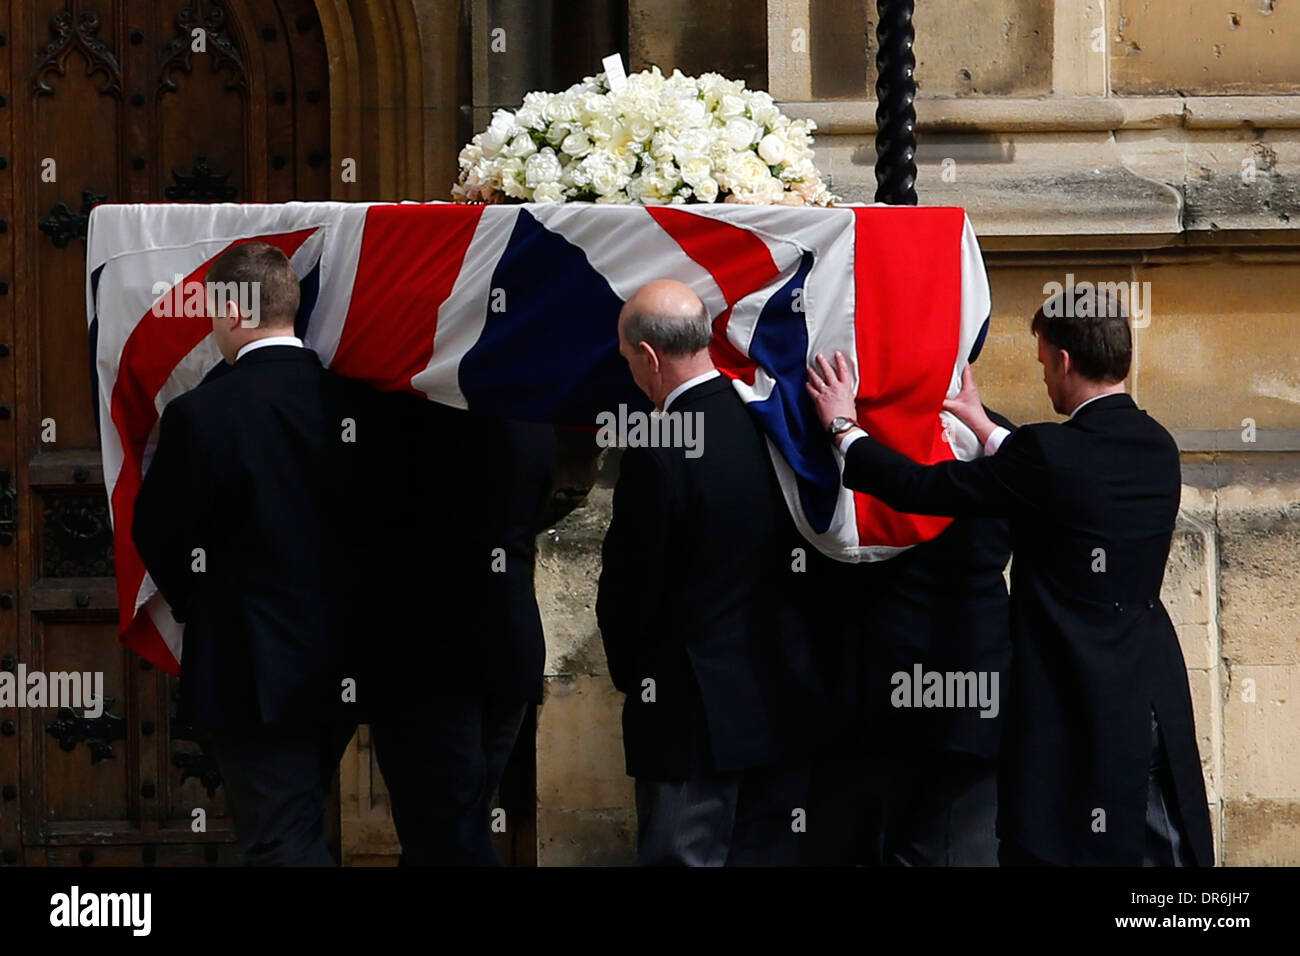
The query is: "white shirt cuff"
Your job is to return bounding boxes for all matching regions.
[984,426,1010,456]
[837,428,867,454]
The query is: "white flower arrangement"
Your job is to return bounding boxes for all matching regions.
[452,66,835,207]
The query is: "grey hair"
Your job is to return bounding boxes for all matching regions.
[622,301,712,356]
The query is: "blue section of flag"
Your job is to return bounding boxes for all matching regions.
[743,252,841,534]
[461,208,649,425]
[89,263,105,434]
[968,316,990,364]
[294,260,321,341]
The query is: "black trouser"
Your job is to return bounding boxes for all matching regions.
[804,747,997,866]
[1143,708,1192,867]
[370,692,527,866]
[999,710,1194,867]
[205,721,356,867]
[882,750,999,866]
[635,763,810,866]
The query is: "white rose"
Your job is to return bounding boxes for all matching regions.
[720,151,771,195]
[480,110,517,152]
[680,155,713,187]
[532,181,565,203]
[457,143,483,168]
[586,112,615,143]
[628,175,671,205]
[692,177,720,203]
[498,158,529,199]
[561,131,593,158]
[629,66,665,94]
[524,148,563,187]
[721,118,760,151]
[663,97,707,131]
[505,132,537,159]
[627,115,655,143]
[717,93,747,119]
[543,98,576,124]
[543,123,568,147]
[674,128,712,159]
[649,130,678,163]
[515,105,545,130]
[581,153,622,196]
[757,133,787,165]
[580,92,610,120]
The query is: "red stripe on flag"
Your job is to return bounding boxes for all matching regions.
[121,611,175,674]
[109,228,318,673]
[850,206,967,548]
[646,208,782,385]
[329,203,484,391]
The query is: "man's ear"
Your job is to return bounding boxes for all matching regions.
[224,297,243,333]
[638,339,660,375]
[1057,347,1072,378]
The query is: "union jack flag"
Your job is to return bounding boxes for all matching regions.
[87,200,991,674]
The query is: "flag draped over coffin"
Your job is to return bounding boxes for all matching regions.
[87,201,992,674]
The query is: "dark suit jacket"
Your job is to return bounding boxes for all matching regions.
[369,393,556,707]
[855,408,1014,760]
[133,346,372,731]
[597,375,822,780]
[841,394,1214,866]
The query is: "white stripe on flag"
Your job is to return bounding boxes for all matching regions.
[411,206,523,407]
[527,204,727,317]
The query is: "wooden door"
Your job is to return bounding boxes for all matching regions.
[0,0,330,866]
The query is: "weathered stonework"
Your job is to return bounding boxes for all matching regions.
[330,0,1300,866]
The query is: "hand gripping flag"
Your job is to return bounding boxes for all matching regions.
[88,201,991,673]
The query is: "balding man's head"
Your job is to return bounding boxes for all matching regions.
[619,280,711,357]
[616,280,716,408]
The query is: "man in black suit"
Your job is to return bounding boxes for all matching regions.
[134,242,370,865]
[862,412,1013,867]
[367,395,556,866]
[805,286,1213,867]
[808,408,1012,868]
[598,279,820,866]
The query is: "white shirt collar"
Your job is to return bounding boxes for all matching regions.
[1068,392,1121,419]
[236,335,304,362]
[662,369,721,412]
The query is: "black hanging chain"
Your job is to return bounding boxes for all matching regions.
[874,0,918,205]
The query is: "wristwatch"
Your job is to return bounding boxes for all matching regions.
[828,416,859,437]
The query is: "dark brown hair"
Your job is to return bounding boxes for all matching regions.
[205,241,299,330]
[1031,285,1132,383]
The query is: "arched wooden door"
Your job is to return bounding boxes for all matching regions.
[0,0,330,866]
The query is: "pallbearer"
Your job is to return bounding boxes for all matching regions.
[598,279,823,866]
[806,287,1214,866]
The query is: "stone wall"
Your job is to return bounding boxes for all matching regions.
[534,0,1300,867]
[532,259,1300,866]
[332,0,1299,865]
